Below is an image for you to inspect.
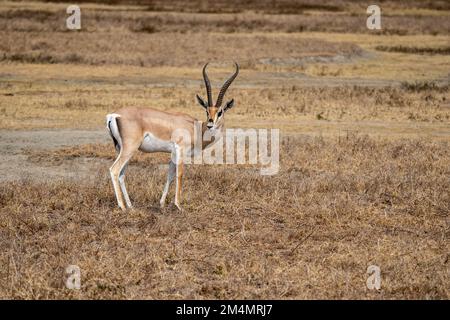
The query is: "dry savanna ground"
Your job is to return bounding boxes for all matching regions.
[0,0,449,299]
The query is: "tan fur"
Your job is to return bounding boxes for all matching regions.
[207,107,218,122]
[108,63,238,211]
[108,106,220,211]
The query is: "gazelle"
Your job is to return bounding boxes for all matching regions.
[106,62,239,211]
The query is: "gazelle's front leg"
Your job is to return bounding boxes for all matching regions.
[174,144,184,211]
[174,162,184,211]
[160,161,176,208]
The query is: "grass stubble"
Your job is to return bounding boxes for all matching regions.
[1,134,449,299]
[0,0,449,299]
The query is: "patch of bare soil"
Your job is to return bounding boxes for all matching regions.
[0,129,109,182]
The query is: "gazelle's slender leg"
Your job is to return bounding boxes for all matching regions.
[110,146,138,210]
[160,161,176,208]
[110,154,125,210]
[119,161,133,208]
[174,145,184,211]
[174,163,183,210]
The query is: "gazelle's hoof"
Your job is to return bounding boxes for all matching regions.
[175,203,182,211]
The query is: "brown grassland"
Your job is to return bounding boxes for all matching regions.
[0,0,449,299]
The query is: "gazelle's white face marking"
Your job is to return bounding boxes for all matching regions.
[139,133,174,153]
[206,107,225,131]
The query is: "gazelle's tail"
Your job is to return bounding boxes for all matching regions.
[106,113,122,153]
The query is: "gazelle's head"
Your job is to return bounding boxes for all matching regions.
[196,62,239,131]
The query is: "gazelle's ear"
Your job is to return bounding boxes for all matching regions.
[224,99,235,112]
[196,95,208,109]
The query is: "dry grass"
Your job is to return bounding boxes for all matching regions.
[0,1,448,80]
[1,134,449,299]
[0,31,362,67]
[25,143,170,166]
[1,0,448,35]
[0,0,449,300]
[1,80,449,130]
[375,45,450,55]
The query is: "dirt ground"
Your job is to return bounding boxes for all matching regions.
[0,129,108,181]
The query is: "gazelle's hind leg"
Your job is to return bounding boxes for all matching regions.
[119,162,132,208]
[160,161,176,208]
[110,158,125,210]
[110,147,138,210]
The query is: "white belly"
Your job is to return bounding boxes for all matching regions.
[139,133,174,153]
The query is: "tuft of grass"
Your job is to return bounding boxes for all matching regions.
[0,9,55,21]
[143,0,343,14]
[400,81,448,92]
[1,53,57,64]
[375,45,450,55]
[130,17,161,33]
[0,53,85,64]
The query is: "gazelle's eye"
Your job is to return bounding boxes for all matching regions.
[217,110,223,118]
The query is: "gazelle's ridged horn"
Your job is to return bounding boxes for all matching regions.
[215,62,239,108]
[202,63,213,107]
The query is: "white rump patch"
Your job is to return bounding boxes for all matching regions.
[105,113,121,128]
